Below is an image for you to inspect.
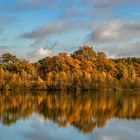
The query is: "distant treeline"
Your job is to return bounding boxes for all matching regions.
[0,46,140,91]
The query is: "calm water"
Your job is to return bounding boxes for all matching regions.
[0,91,140,140]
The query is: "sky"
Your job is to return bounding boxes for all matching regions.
[0,0,140,61]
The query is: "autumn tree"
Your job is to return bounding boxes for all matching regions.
[72,46,96,61]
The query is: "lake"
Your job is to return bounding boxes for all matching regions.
[0,91,140,140]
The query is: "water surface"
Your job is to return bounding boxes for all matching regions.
[0,91,140,140]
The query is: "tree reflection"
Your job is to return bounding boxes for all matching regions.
[0,91,140,132]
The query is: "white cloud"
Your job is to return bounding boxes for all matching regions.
[26,48,56,62]
[37,48,50,56]
[88,20,140,43]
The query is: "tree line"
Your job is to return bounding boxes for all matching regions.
[0,46,140,91]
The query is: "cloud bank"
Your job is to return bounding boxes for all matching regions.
[0,0,140,61]
[22,20,84,39]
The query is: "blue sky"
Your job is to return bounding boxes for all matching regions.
[0,0,140,61]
